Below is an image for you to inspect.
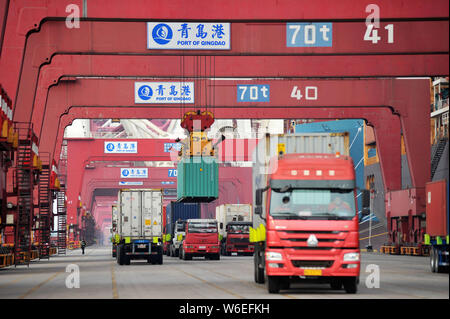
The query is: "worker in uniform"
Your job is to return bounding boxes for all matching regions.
[80,240,87,255]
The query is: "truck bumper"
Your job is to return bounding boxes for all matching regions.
[184,244,220,256]
[265,248,360,278]
[227,245,254,254]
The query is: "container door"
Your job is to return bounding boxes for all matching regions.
[143,191,162,238]
[120,191,135,237]
[130,191,142,237]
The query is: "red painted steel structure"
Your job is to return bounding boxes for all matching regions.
[66,138,256,235]
[45,78,426,189]
[1,0,448,103]
[0,0,447,249]
[11,19,449,123]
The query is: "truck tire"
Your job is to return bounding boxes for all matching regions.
[430,247,437,272]
[254,249,265,284]
[184,252,192,260]
[330,279,343,290]
[124,255,131,265]
[210,254,220,260]
[267,276,280,294]
[343,277,358,294]
[179,247,183,259]
[157,252,163,265]
[118,245,124,265]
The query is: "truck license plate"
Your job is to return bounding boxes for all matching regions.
[137,244,146,248]
[199,246,206,249]
[304,269,322,276]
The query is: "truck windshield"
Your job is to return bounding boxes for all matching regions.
[270,189,356,220]
[188,222,218,233]
[227,224,250,233]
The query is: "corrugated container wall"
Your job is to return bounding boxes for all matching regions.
[117,189,163,239]
[252,133,350,229]
[177,157,219,202]
[166,202,201,235]
[426,180,449,237]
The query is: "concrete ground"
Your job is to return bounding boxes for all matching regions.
[0,245,447,299]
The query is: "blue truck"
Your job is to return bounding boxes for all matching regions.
[163,202,201,257]
[425,180,449,273]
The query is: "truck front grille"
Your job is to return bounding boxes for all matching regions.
[291,260,334,269]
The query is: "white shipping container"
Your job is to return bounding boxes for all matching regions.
[252,133,350,229]
[118,189,163,239]
[216,204,252,238]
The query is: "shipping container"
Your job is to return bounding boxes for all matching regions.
[116,189,164,265]
[165,201,201,257]
[166,202,201,236]
[177,156,219,202]
[215,204,252,239]
[118,190,163,239]
[425,179,449,273]
[252,133,350,229]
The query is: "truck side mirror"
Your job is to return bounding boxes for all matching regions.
[220,222,223,229]
[255,188,264,206]
[255,206,263,216]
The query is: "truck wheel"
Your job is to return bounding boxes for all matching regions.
[267,276,280,294]
[343,277,358,294]
[184,253,192,260]
[254,250,265,284]
[330,279,343,290]
[211,254,220,260]
[157,253,163,265]
[124,254,131,265]
[118,245,124,265]
[179,247,183,259]
[430,247,437,272]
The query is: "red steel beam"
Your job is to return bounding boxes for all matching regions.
[1,0,448,100]
[41,77,427,192]
[12,19,449,122]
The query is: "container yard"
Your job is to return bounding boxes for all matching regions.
[0,0,448,312]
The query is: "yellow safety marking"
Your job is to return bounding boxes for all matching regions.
[145,219,151,226]
[153,220,158,225]
[359,232,388,241]
[111,263,119,299]
[19,270,64,299]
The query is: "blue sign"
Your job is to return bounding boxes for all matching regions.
[147,22,230,50]
[237,85,270,102]
[104,141,137,154]
[162,181,175,185]
[137,85,153,100]
[120,168,148,178]
[135,82,194,104]
[152,23,173,45]
[168,169,177,177]
[286,23,333,47]
[164,143,181,152]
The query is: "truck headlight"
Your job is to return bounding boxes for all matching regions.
[266,251,283,261]
[343,252,360,262]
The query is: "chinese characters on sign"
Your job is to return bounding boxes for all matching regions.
[104,141,137,153]
[120,168,148,179]
[147,22,230,50]
[135,82,194,104]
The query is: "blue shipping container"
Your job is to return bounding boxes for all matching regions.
[166,202,201,236]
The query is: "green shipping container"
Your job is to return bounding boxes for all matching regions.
[177,156,219,202]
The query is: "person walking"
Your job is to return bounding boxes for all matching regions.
[81,240,87,255]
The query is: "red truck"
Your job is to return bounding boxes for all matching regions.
[222,221,254,256]
[179,219,220,260]
[252,151,363,294]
